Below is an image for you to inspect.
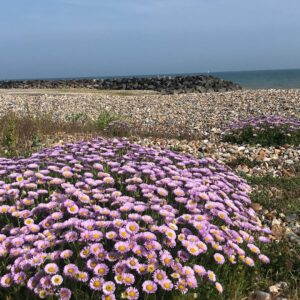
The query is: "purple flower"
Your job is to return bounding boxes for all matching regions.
[103,281,116,295]
[142,280,157,294]
[0,274,13,287]
[126,287,139,300]
[44,263,59,275]
[58,288,72,300]
[0,138,272,297]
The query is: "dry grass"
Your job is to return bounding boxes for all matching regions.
[0,88,159,96]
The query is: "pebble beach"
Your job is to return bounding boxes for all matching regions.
[1,88,299,178]
[1,88,299,140]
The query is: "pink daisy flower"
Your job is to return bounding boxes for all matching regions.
[142,280,157,294]
[0,274,13,287]
[215,282,223,293]
[214,253,225,264]
[153,269,167,283]
[103,281,116,295]
[59,288,72,300]
[89,277,104,291]
[94,264,109,276]
[126,287,139,300]
[122,273,135,286]
[63,264,78,277]
[44,263,59,275]
[160,279,174,291]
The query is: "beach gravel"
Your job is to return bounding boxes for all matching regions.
[0,89,299,140]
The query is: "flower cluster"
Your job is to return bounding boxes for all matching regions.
[222,115,300,145]
[224,115,300,133]
[0,138,271,299]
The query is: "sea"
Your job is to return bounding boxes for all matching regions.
[211,69,300,89]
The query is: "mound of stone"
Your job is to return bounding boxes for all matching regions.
[0,75,241,94]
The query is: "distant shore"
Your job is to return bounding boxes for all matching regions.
[0,75,241,94]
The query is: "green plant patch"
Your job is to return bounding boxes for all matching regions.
[223,126,300,146]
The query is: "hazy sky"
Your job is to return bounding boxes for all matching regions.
[1,0,300,79]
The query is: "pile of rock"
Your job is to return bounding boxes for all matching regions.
[0,75,241,94]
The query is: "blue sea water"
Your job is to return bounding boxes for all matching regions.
[211,69,300,89]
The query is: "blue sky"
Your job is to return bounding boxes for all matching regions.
[1,0,300,79]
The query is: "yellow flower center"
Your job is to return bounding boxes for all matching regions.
[164,258,171,264]
[118,245,126,251]
[129,225,136,231]
[128,291,136,297]
[146,284,153,291]
[94,281,101,287]
[5,278,11,284]
[106,285,112,291]
[164,282,171,289]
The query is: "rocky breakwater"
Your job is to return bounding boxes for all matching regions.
[0,75,242,94]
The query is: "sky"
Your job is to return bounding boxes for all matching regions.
[1,0,300,80]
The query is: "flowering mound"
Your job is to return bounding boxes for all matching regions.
[0,138,271,300]
[222,115,300,146]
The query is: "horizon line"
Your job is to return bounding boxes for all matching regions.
[1,67,300,81]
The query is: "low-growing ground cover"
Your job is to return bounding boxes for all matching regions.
[0,138,272,300]
[245,174,300,299]
[0,110,299,299]
[222,115,300,146]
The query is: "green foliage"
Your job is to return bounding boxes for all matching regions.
[1,113,18,156]
[247,175,300,215]
[65,112,89,124]
[223,125,300,146]
[169,145,185,152]
[95,111,120,130]
[31,132,42,149]
[245,174,300,299]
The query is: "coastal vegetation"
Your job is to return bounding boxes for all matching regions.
[0,92,299,299]
[222,115,300,146]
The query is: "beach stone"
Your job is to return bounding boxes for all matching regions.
[272,224,285,239]
[249,291,272,300]
[251,203,263,211]
[286,213,298,223]
[256,149,267,161]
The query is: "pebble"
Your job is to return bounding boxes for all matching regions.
[249,291,272,300]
